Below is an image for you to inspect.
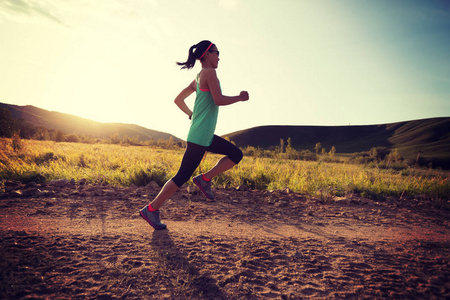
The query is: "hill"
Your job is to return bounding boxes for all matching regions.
[0,102,180,142]
[224,117,450,165]
[2,102,449,167]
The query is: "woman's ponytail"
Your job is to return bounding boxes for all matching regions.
[176,44,197,70]
[176,40,214,70]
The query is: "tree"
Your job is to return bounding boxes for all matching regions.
[54,130,65,142]
[66,134,80,143]
[279,138,285,153]
[33,127,50,140]
[0,108,16,137]
[387,149,402,165]
[329,146,336,158]
[314,142,322,155]
[286,137,293,152]
[110,133,120,144]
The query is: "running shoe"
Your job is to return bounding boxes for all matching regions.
[193,174,215,199]
[139,205,167,230]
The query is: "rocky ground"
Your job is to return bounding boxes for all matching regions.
[1,179,449,299]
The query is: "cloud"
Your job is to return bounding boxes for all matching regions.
[0,0,65,25]
[0,0,164,35]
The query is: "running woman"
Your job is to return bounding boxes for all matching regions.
[140,40,250,230]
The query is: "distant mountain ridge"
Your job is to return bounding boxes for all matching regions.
[0,102,180,142]
[224,117,450,165]
[2,102,449,167]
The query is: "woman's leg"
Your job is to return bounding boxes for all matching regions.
[203,157,236,179]
[149,179,179,210]
[203,135,243,180]
[149,142,206,210]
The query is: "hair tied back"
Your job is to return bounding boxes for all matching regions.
[176,40,214,70]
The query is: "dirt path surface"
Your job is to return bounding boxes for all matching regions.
[1,181,449,299]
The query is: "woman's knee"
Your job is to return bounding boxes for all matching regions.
[171,174,189,188]
[230,148,243,164]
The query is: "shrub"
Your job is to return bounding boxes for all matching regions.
[130,169,151,187]
[34,152,57,165]
[11,133,22,151]
[20,171,47,184]
[78,154,88,168]
[129,166,169,187]
[148,166,169,186]
[369,147,390,161]
[299,150,316,161]
[253,171,272,190]
[66,134,79,143]
[53,130,66,142]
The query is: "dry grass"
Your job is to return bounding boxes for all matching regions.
[1,138,448,201]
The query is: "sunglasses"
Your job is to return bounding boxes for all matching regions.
[209,50,220,56]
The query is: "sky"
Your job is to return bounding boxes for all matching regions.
[1,0,449,140]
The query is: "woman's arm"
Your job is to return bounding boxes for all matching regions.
[202,69,249,106]
[174,80,196,119]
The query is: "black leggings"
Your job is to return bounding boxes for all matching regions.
[172,135,243,187]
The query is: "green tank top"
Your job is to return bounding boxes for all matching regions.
[186,71,220,146]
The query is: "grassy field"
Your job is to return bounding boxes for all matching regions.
[1,138,448,201]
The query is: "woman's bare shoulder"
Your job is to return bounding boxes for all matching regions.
[200,68,217,78]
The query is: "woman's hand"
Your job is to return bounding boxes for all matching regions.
[239,91,249,101]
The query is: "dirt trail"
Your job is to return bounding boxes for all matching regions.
[1,181,449,299]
